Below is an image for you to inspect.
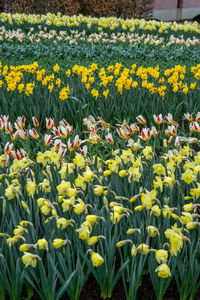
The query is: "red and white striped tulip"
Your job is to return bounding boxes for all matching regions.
[0,115,9,123]
[18,129,28,141]
[0,119,4,130]
[59,125,68,139]
[20,148,28,157]
[32,116,39,127]
[10,131,19,141]
[132,123,140,132]
[193,122,200,133]
[46,118,54,130]
[29,128,39,139]
[5,122,13,133]
[195,112,200,122]
[89,132,101,144]
[141,128,151,141]
[54,139,62,151]
[98,116,110,129]
[4,142,14,154]
[136,115,146,125]
[67,139,75,152]
[105,132,114,144]
[10,150,21,160]
[153,114,163,125]
[183,113,193,122]
[44,134,52,146]
[165,113,178,127]
[175,136,181,148]
[67,125,73,135]
[74,135,81,148]
[78,145,88,156]
[58,147,66,159]
[151,126,159,137]
[52,127,60,138]
[168,125,177,136]
[127,139,143,151]
[60,119,69,127]
[118,127,130,139]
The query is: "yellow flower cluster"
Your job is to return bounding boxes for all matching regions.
[1,61,200,101]
[1,13,200,34]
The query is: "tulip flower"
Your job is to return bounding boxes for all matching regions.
[105,132,114,144]
[98,116,110,128]
[60,119,69,127]
[184,112,193,122]
[195,112,200,122]
[193,122,200,133]
[58,147,66,159]
[67,139,75,152]
[44,134,52,146]
[153,114,163,125]
[4,142,14,154]
[136,115,146,125]
[0,119,4,130]
[32,116,39,127]
[29,128,39,139]
[59,125,68,138]
[46,118,54,130]
[141,128,151,141]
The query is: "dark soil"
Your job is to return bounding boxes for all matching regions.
[79,274,200,300]
[32,273,200,300]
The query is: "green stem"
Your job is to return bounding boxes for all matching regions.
[157,279,164,300]
[100,286,108,299]
[0,287,5,300]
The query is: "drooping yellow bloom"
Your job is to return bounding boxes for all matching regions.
[94,185,104,196]
[155,250,168,264]
[146,226,159,237]
[83,166,94,181]
[73,198,85,215]
[56,218,70,230]
[151,205,161,217]
[91,251,104,267]
[5,180,21,200]
[26,178,37,197]
[37,238,48,250]
[155,263,171,278]
[137,244,150,255]
[19,244,36,252]
[87,235,105,246]
[22,252,40,268]
[76,221,92,240]
[52,238,67,249]
[39,178,51,193]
